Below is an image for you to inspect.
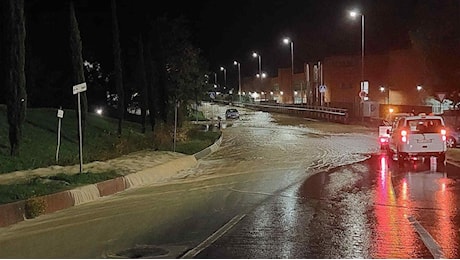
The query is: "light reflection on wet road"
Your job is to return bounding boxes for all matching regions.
[196,104,460,259]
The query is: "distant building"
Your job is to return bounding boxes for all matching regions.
[241,48,435,117]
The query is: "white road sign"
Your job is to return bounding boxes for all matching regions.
[72,82,87,95]
[319,85,327,93]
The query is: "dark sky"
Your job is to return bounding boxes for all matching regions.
[180,0,418,77]
[25,0,418,79]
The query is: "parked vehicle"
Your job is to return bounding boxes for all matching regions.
[446,125,460,148]
[378,124,391,150]
[388,114,447,165]
[379,112,412,151]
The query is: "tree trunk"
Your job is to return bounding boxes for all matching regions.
[69,0,87,143]
[144,35,157,132]
[137,34,148,133]
[111,0,124,136]
[5,0,27,156]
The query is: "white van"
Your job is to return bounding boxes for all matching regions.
[388,114,447,165]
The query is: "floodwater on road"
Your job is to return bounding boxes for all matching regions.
[194,103,460,259]
[2,103,459,259]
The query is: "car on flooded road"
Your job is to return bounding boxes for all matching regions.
[225,108,239,119]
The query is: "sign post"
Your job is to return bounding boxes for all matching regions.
[73,82,87,173]
[319,85,326,106]
[56,107,64,163]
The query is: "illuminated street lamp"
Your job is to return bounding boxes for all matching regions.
[283,37,295,103]
[252,52,262,81]
[256,72,267,79]
[349,10,365,86]
[380,86,389,104]
[220,66,227,90]
[233,60,241,103]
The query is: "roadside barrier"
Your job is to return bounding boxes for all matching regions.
[242,103,349,124]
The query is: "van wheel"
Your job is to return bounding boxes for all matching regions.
[446,137,456,148]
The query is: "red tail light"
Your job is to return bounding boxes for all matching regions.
[441,128,446,141]
[401,130,407,143]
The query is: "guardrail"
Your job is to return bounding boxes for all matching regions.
[243,103,349,124]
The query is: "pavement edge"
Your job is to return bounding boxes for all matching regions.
[0,133,223,228]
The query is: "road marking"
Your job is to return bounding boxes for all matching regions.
[407,215,445,259]
[180,214,246,259]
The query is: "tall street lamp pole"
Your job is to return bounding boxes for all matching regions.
[283,37,294,104]
[233,60,241,104]
[220,66,227,91]
[252,52,262,82]
[350,10,365,121]
[349,10,365,90]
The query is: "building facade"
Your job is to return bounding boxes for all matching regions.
[241,48,434,117]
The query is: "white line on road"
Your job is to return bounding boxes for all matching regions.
[180,214,246,259]
[407,215,445,259]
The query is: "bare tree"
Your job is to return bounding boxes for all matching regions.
[111,0,124,135]
[137,33,148,133]
[4,0,27,156]
[68,0,87,142]
[144,33,157,132]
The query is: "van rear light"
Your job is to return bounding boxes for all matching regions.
[441,128,446,141]
[401,130,407,143]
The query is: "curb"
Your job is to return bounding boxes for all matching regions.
[0,133,223,228]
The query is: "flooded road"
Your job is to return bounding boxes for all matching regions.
[197,153,460,258]
[1,103,459,258]
[194,104,460,258]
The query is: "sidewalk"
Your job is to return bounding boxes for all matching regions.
[0,135,222,228]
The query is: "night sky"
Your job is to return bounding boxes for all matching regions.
[25,0,419,80]
[173,0,418,77]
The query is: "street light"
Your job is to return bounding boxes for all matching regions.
[349,10,365,87]
[256,72,267,79]
[283,37,295,103]
[233,60,241,103]
[252,51,262,81]
[220,66,227,90]
[380,85,389,104]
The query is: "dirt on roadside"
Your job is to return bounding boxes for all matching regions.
[0,150,187,185]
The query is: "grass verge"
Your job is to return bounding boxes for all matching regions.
[0,106,220,205]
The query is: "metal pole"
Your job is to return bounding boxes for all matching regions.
[361,14,365,84]
[237,62,241,103]
[77,93,83,173]
[361,14,365,121]
[174,100,178,152]
[306,63,310,105]
[258,56,262,81]
[290,41,294,103]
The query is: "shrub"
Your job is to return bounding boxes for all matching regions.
[25,196,46,219]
